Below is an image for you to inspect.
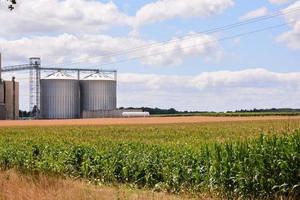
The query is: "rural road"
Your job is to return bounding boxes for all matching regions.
[0,116,299,127]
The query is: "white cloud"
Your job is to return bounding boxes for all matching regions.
[0,0,235,36]
[268,0,290,5]
[239,7,269,21]
[0,33,221,66]
[0,0,132,36]
[134,0,234,28]
[277,1,300,49]
[0,34,140,65]
[134,32,221,66]
[277,21,300,49]
[0,0,227,66]
[118,69,300,111]
[119,68,299,91]
[8,69,300,111]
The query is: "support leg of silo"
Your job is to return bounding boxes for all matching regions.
[77,70,80,80]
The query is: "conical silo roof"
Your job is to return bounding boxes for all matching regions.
[82,73,114,81]
[43,71,76,80]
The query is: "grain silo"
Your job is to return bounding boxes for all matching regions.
[0,81,5,120]
[40,71,79,119]
[3,78,19,120]
[0,77,19,120]
[80,72,117,118]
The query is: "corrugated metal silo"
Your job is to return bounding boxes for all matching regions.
[0,82,4,104]
[80,73,116,112]
[0,82,5,120]
[3,79,19,120]
[40,71,79,119]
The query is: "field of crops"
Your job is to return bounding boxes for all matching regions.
[0,119,299,199]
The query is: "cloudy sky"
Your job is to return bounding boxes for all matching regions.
[0,0,299,111]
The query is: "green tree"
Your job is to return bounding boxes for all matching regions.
[7,0,16,10]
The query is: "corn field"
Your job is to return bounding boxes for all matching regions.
[0,120,299,199]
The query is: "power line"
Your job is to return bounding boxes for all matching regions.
[44,6,300,68]
[85,22,292,67]
[4,22,294,88]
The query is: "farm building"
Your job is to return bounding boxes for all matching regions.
[0,78,19,120]
[1,54,148,120]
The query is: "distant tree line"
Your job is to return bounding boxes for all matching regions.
[19,107,300,118]
[231,108,300,113]
[119,107,300,115]
[19,106,39,118]
[119,107,179,115]
[19,110,31,118]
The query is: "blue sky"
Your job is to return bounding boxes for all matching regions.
[0,0,299,111]
[108,0,297,74]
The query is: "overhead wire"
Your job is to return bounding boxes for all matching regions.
[79,22,293,67]
[43,6,300,68]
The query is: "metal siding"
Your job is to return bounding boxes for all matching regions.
[0,81,18,120]
[80,80,116,111]
[0,83,5,119]
[0,104,5,120]
[4,81,13,119]
[82,110,122,118]
[14,82,19,119]
[40,79,79,119]
[0,82,4,104]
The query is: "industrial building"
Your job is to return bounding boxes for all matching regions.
[3,79,19,120]
[1,54,149,120]
[80,73,117,118]
[40,71,80,119]
[40,71,117,119]
[1,55,120,119]
[0,81,5,120]
[0,54,19,120]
